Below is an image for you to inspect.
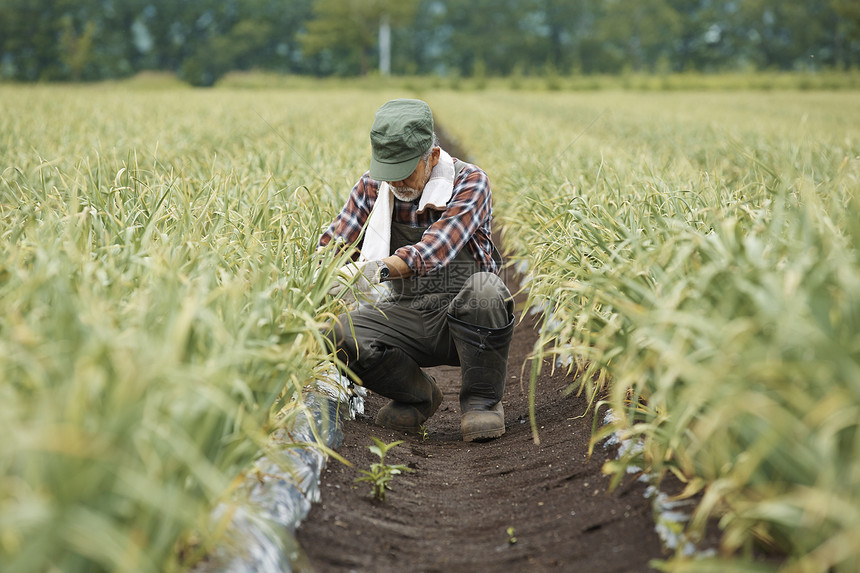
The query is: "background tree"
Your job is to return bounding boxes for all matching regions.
[301,0,419,75]
[591,0,682,72]
[0,0,857,83]
[830,0,860,68]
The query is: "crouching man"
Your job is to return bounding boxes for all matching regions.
[322,99,514,442]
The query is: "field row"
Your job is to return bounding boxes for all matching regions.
[0,87,404,572]
[427,89,860,571]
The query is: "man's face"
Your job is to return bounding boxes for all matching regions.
[389,147,441,201]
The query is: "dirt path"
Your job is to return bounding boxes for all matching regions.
[294,285,665,571]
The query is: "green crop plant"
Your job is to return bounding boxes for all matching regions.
[3,80,859,573]
[427,89,860,571]
[354,437,413,502]
[0,84,403,573]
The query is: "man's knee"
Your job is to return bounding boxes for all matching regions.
[324,313,378,373]
[465,272,509,301]
[449,272,512,328]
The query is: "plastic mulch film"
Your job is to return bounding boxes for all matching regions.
[193,365,365,573]
[601,410,716,561]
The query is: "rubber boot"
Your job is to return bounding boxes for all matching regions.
[355,346,443,433]
[448,314,515,442]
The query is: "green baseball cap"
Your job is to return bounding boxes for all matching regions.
[369,99,434,182]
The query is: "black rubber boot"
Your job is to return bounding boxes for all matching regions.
[354,347,443,433]
[447,313,515,442]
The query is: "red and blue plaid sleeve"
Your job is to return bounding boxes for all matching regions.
[318,173,378,250]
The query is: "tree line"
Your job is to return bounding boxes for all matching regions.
[1,0,858,86]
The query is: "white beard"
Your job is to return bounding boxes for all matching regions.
[390,185,422,202]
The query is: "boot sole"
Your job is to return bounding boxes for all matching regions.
[462,426,506,442]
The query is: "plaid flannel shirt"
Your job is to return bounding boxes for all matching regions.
[319,160,498,276]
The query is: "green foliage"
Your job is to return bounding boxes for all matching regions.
[354,437,413,502]
[301,0,419,76]
[0,85,390,572]
[0,0,316,84]
[427,89,860,571]
[1,0,858,82]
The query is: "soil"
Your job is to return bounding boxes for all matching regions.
[294,269,668,573]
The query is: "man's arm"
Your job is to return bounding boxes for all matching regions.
[392,165,493,276]
[318,173,378,251]
[381,254,413,279]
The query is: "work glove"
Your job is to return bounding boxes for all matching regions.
[327,259,388,305]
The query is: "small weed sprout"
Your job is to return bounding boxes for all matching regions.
[506,526,517,545]
[355,437,413,501]
[419,424,429,441]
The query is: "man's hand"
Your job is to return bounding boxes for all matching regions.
[328,260,388,304]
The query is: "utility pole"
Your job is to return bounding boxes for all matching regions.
[379,13,391,75]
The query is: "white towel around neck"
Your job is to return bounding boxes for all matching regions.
[360,149,456,262]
